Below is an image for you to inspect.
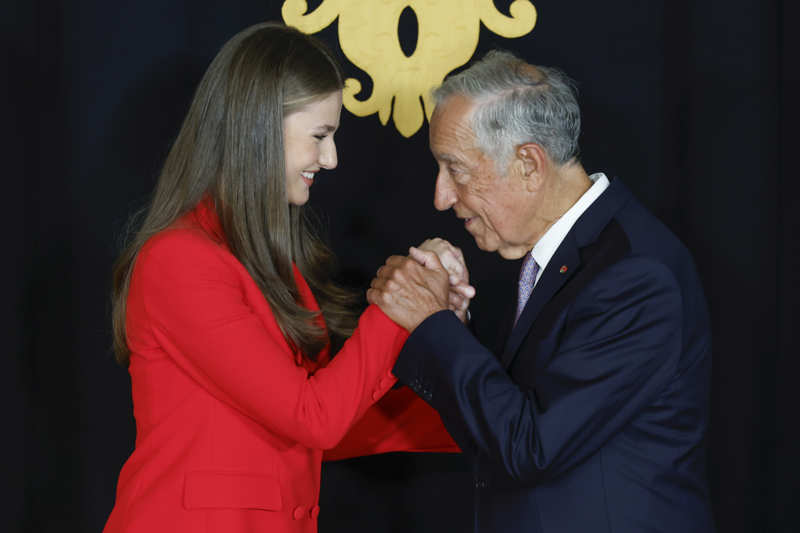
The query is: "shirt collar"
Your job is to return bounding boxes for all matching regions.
[529,173,610,282]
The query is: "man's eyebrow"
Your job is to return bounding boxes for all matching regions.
[435,153,460,164]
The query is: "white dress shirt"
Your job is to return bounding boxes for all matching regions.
[528,172,610,287]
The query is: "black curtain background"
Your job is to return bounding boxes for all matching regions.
[5,0,798,531]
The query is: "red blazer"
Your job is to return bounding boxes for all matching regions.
[103,200,457,533]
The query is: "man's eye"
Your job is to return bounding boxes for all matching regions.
[450,166,467,177]
[313,134,326,140]
[450,167,470,184]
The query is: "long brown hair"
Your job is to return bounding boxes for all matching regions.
[111,22,358,366]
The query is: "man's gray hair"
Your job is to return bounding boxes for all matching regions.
[432,50,581,170]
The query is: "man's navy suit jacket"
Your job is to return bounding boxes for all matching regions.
[393,179,715,532]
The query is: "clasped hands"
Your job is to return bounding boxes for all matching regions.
[366,238,475,332]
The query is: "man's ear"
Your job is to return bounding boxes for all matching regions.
[516,143,547,190]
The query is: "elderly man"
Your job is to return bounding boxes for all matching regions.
[368,51,715,532]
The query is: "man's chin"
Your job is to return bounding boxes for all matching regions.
[473,237,498,254]
[497,246,531,260]
[472,234,526,259]
[496,245,531,261]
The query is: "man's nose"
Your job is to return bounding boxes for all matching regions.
[319,139,338,169]
[433,172,456,211]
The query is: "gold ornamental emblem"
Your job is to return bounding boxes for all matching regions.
[282,1,537,137]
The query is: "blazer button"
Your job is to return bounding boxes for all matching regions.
[310,505,321,519]
[293,505,307,520]
[379,377,391,389]
[372,390,381,401]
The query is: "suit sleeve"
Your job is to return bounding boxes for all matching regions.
[391,257,683,483]
[134,231,407,450]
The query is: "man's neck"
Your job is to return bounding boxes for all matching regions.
[536,162,592,233]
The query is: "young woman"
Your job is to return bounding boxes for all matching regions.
[104,22,459,533]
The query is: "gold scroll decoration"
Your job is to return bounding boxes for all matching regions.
[282,1,537,137]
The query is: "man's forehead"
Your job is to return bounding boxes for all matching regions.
[432,94,475,125]
[430,97,478,156]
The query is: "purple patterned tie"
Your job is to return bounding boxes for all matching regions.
[515,253,539,325]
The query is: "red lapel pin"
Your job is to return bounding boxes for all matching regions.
[559,265,568,274]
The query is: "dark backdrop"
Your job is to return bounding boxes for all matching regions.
[6,0,798,531]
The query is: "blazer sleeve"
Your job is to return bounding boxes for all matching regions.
[391,257,683,483]
[133,230,407,450]
[322,386,460,461]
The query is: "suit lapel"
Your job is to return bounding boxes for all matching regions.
[494,281,518,357]
[498,178,633,369]
[500,234,580,368]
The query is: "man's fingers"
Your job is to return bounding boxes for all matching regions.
[451,283,476,299]
[409,246,445,273]
[418,237,461,257]
[410,246,449,274]
[414,239,468,285]
[408,246,429,267]
[441,252,465,278]
[448,292,466,309]
[369,251,451,332]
